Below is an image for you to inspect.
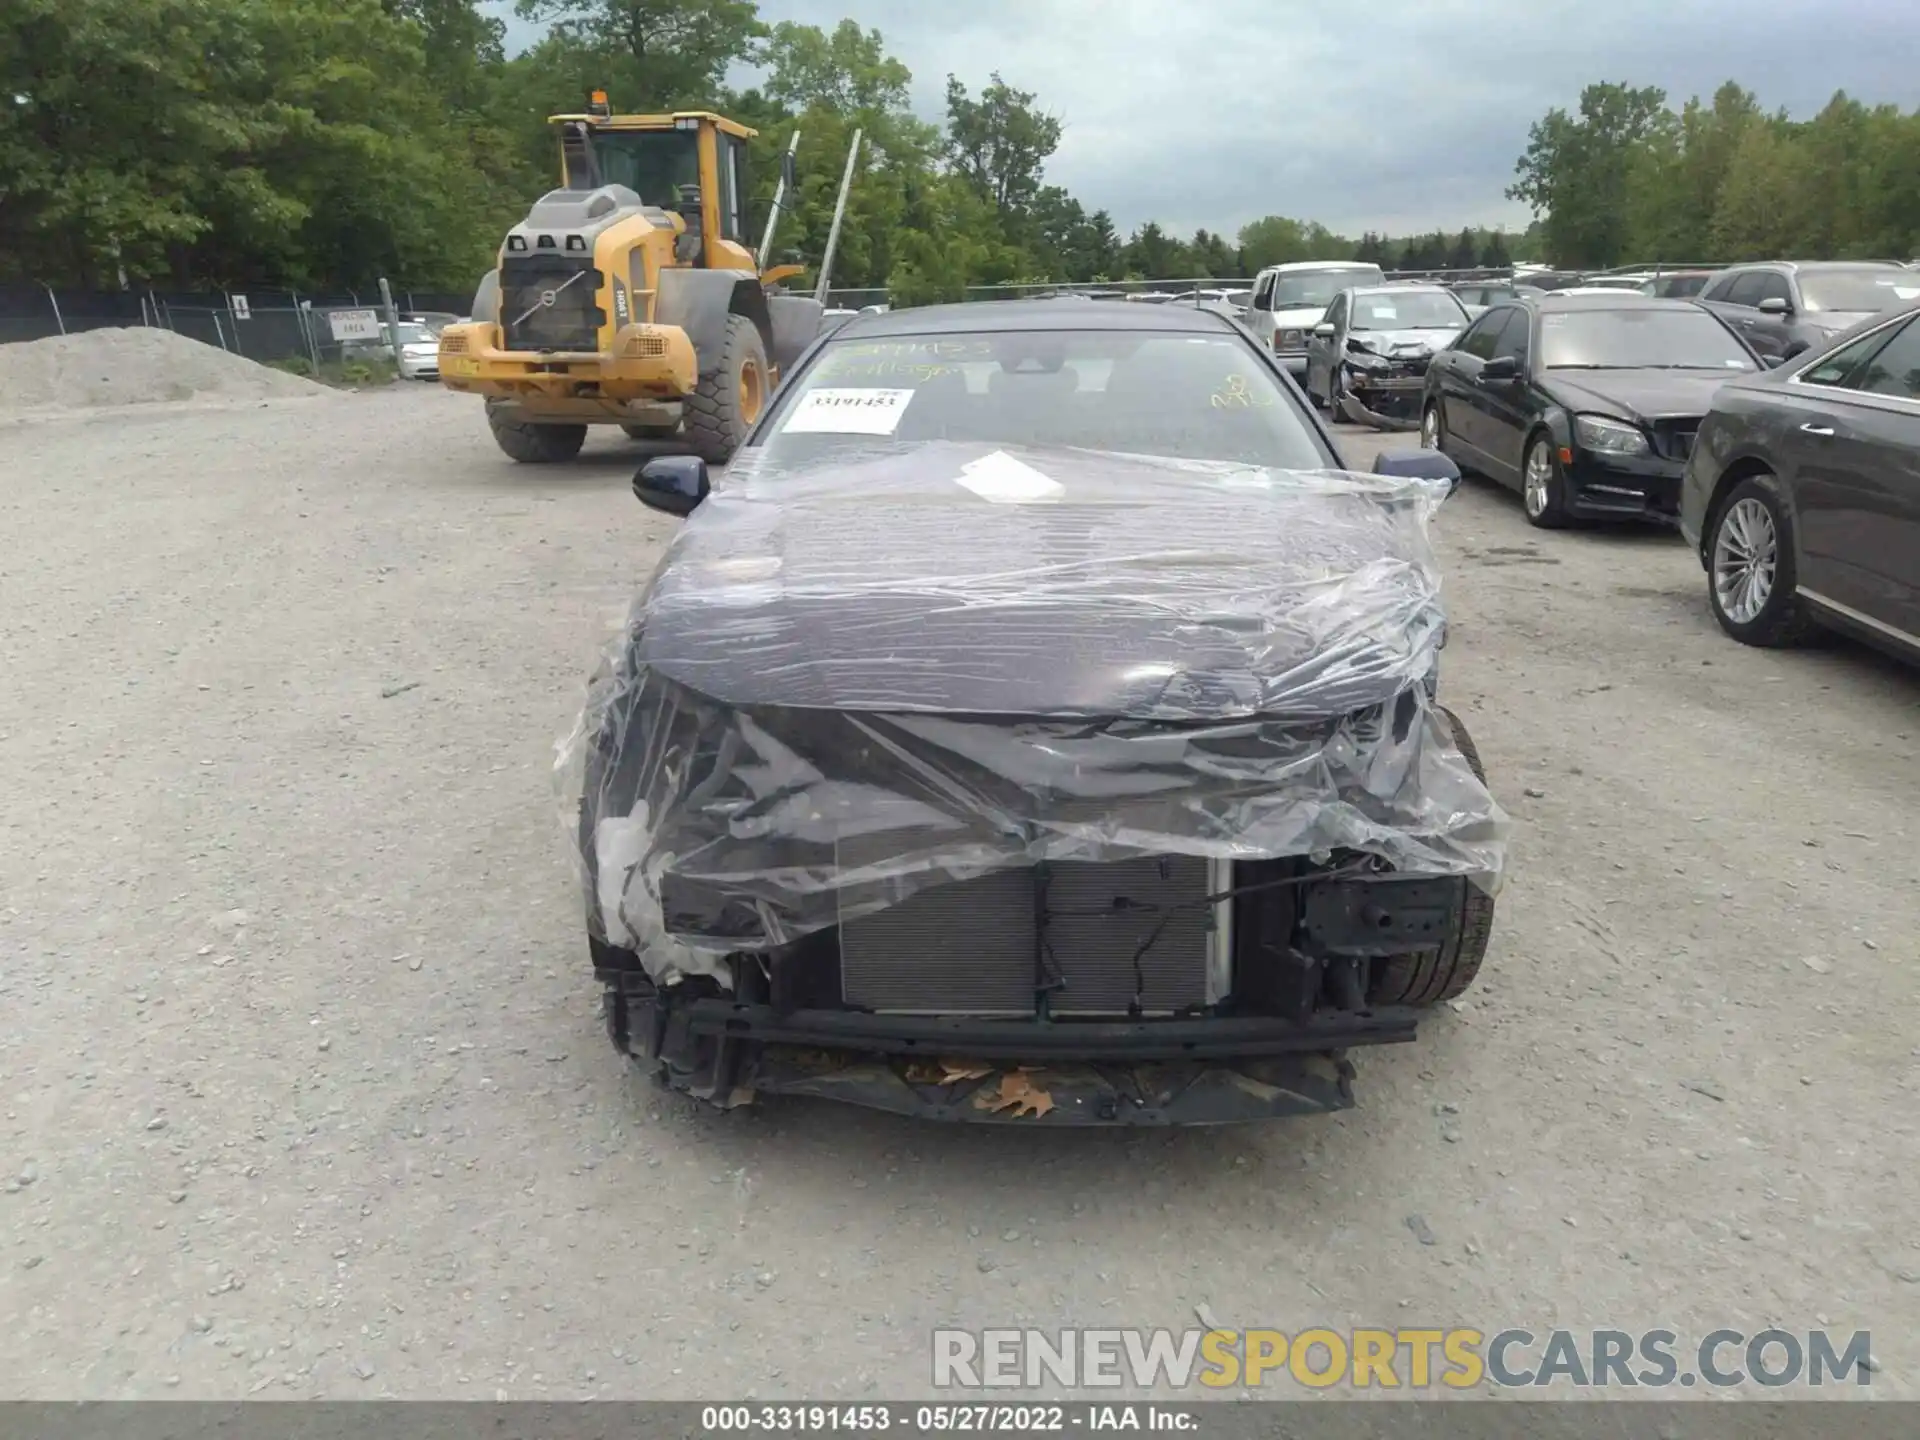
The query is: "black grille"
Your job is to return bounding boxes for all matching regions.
[836,857,1216,1017]
[1650,419,1700,462]
[499,255,604,353]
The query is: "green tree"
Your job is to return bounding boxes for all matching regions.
[1710,118,1816,259]
[1122,221,1185,277]
[1188,228,1236,277]
[1479,229,1512,269]
[1449,227,1478,270]
[0,0,509,288]
[943,72,1062,217]
[761,18,909,114]
[510,0,765,106]
[1509,81,1669,266]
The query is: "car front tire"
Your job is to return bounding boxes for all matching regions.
[1705,474,1820,647]
[1521,433,1571,529]
[1368,706,1496,1008]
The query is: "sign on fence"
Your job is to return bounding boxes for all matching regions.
[328,309,381,341]
[230,294,252,320]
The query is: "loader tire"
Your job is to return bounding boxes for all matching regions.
[1366,706,1497,1008]
[487,400,586,464]
[685,314,769,465]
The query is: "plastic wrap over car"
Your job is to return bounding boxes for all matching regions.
[558,443,1508,985]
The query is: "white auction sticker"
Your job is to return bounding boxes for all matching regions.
[780,387,915,435]
[955,450,1065,504]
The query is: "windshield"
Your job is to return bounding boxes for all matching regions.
[1539,308,1758,371]
[755,330,1329,470]
[1272,267,1383,308]
[1350,291,1467,331]
[394,323,433,344]
[587,129,701,208]
[1797,269,1920,314]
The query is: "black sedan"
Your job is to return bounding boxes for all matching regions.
[574,300,1509,1126]
[1679,301,1920,660]
[1419,293,1766,528]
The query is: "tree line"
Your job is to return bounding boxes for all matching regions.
[12,3,1902,301]
[1510,80,1920,270]
[0,0,1540,300]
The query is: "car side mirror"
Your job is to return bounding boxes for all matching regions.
[1757,297,1791,316]
[634,455,710,515]
[1478,355,1520,382]
[1373,448,1462,496]
[1312,322,1336,339]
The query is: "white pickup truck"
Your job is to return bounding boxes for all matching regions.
[1242,261,1385,380]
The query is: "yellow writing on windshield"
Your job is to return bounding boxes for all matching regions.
[1211,373,1274,409]
[834,340,994,360]
[822,358,960,382]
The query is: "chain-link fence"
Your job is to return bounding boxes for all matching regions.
[0,285,473,365]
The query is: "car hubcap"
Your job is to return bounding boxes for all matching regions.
[1713,497,1778,624]
[1421,407,1440,449]
[1524,444,1552,517]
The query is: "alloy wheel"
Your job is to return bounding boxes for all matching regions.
[1523,442,1553,518]
[1712,496,1779,624]
[1421,406,1441,450]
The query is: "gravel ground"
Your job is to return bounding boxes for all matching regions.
[1,383,1916,1401]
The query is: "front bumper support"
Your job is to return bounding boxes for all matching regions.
[678,1001,1419,1060]
[748,1049,1358,1125]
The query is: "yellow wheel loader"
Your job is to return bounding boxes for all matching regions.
[437,98,829,465]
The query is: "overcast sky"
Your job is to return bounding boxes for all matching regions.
[493,0,1920,240]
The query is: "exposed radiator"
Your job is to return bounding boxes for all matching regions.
[836,856,1231,1016]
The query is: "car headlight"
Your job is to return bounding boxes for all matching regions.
[1276,328,1305,350]
[1573,414,1649,456]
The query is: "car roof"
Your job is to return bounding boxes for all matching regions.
[1528,292,1704,312]
[1264,260,1383,273]
[1351,283,1451,296]
[1722,259,1904,273]
[827,299,1238,338]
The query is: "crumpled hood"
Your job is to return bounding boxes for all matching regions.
[637,443,1451,722]
[1346,328,1460,360]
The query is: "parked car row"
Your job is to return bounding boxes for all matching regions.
[1407,283,1920,671]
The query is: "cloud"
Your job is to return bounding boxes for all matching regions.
[490,0,1920,241]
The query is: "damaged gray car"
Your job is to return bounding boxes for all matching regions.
[1305,284,1471,430]
[564,300,1508,1126]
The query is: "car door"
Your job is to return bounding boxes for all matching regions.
[1706,270,1766,349]
[1245,270,1277,346]
[1788,315,1920,642]
[1744,271,1796,358]
[1433,306,1509,457]
[1308,293,1347,401]
[1477,307,1535,480]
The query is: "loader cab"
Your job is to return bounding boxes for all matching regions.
[549,107,756,272]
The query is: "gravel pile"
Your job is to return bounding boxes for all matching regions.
[0,326,326,414]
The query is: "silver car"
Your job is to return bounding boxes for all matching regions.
[343,321,442,380]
